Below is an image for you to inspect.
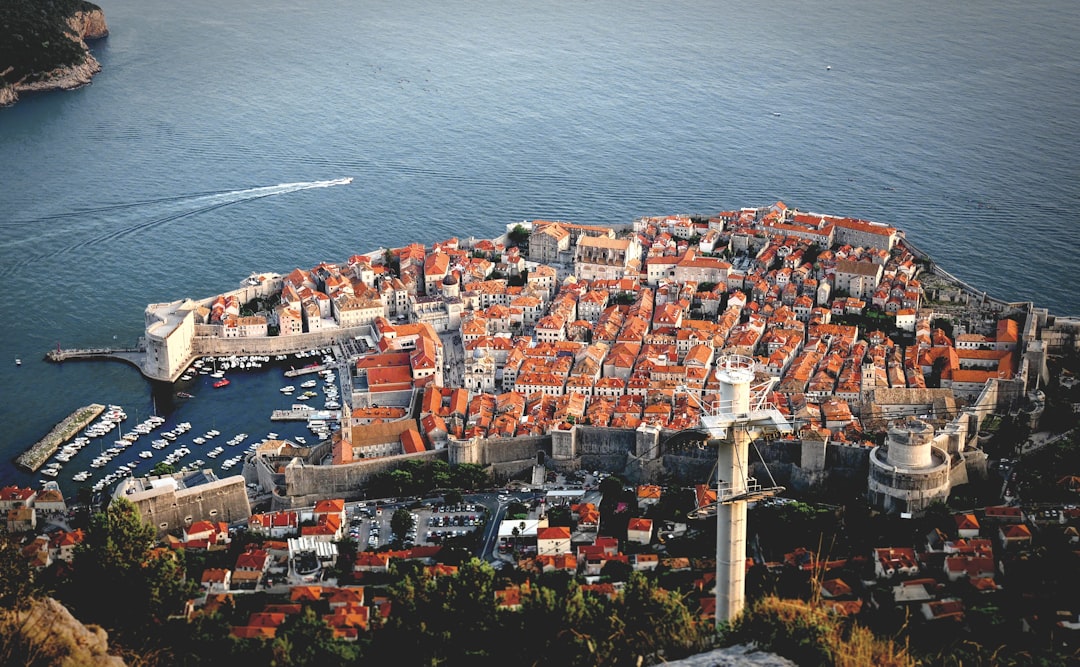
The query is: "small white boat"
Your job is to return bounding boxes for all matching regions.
[281,386,295,393]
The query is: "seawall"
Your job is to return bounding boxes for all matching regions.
[16,404,105,472]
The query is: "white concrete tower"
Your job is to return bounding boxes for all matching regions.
[698,355,792,624]
[713,356,754,622]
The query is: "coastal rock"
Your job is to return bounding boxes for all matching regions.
[0,597,126,667]
[69,9,110,41]
[0,8,108,107]
[14,54,102,94]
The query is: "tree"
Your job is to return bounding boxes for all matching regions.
[609,572,711,664]
[599,558,632,582]
[546,505,573,528]
[64,498,194,632]
[508,224,530,246]
[931,317,954,339]
[391,509,415,541]
[598,475,626,502]
[333,536,358,582]
[442,489,463,506]
[506,501,528,520]
[151,462,177,476]
[450,463,491,491]
[273,607,358,666]
[387,469,415,497]
[0,533,39,610]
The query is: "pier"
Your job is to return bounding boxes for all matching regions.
[45,346,145,370]
[284,364,330,378]
[270,408,339,422]
[16,404,105,472]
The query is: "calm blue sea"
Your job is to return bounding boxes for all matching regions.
[1,0,1078,493]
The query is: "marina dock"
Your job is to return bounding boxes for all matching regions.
[270,407,339,422]
[16,404,105,472]
[283,364,330,377]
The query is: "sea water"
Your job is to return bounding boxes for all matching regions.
[1,0,1077,492]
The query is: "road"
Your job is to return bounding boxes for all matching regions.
[466,490,548,562]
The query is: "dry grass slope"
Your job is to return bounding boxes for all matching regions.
[729,596,915,667]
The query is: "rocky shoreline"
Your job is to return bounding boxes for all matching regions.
[0,8,109,108]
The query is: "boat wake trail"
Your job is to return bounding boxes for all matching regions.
[0,178,352,277]
[81,177,353,248]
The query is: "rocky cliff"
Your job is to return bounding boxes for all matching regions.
[0,597,126,667]
[0,5,108,107]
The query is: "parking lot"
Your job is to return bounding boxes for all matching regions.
[347,501,487,551]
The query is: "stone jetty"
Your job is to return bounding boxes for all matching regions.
[16,404,105,472]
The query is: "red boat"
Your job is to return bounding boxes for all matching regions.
[213,378,230,388]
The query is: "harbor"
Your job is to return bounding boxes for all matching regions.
[7,347,347,497]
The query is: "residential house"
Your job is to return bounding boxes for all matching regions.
[536,526,572,556]
[874,547,919,579]
[627,517,653,545]
[201,568,232,593]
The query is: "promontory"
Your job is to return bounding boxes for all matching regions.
[0,0,108,107]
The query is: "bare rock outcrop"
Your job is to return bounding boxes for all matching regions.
[68,9,110,41]
[0,597,126,667]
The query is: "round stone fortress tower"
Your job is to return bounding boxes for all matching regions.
[867,417,951,515]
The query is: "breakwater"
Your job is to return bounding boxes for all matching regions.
[16,404,105,472]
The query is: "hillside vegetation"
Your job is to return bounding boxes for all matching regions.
[726,596,916,667]
[0,0,100,86]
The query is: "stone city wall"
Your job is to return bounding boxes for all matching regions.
[660,454,715,484]
[576,426,638,456]
[192,325,374,357]
[130,476,252,536]
[489,459,541,482]
[472,434,550,466]
[275,449,443,509]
